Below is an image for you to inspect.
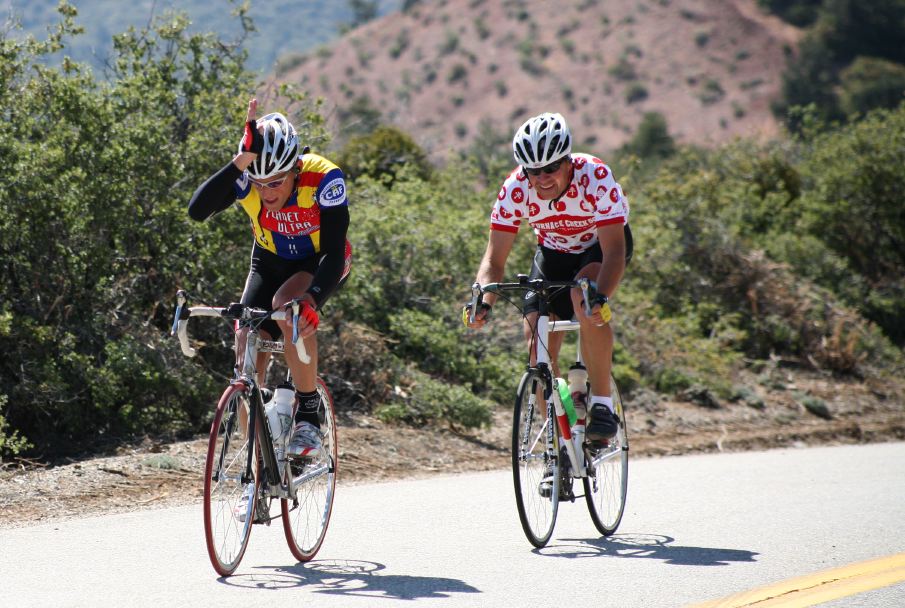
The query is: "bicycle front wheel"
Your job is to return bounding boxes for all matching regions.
[282,377,337,561]
[512,371,559,547]
[203,384,258,576]
[583,375,629,535]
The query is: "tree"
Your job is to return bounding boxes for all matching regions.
[342,0,378,31]
[621,112,676,159]
[337,125,432,183]
[838,57,905,116]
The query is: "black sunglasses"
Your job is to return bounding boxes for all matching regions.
[524,157,567,176]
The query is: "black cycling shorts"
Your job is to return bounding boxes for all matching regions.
[522,224,633,319]
[240,243,350,339]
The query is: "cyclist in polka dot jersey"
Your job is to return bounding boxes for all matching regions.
[465,112,632,448]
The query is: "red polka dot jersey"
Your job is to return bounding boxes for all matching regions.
[490,153,629,252]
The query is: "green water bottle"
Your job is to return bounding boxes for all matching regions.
[556,378,578,427]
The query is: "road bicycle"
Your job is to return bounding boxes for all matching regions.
[469,276,629,547]
[171,290,337,576]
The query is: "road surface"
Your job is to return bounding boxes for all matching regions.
[2,442,904,607]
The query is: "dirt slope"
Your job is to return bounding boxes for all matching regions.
[2,367,902,529]
[278,0,801,158]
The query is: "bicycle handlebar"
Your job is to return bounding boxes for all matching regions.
[170,290,310,363]
[469,275,598,318]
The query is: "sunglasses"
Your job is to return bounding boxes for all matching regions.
[524,157,567,176]
[250,174,291,189]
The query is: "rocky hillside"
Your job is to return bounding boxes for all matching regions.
[280,0,802,159]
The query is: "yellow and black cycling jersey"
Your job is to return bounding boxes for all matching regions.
[234,154,348,260]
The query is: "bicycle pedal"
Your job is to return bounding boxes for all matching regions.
[253,499,270,525]
[559,480,575,502]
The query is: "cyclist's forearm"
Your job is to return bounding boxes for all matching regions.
[188,161,242,221]
[475,260,506,305]
[307,206,349,308]
[475,230,515,305]
[595,246,625,299]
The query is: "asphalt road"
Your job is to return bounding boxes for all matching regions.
[2,442,904,607]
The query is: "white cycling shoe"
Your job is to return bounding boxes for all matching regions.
[287,421,322,459]
[234,483,255,522]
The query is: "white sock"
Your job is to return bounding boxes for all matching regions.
[590,395,614,414]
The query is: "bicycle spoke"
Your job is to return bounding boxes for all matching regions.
[203,385,257,576]
[512,372,558,547]
[583,375,629,536]
[282,378,337,561]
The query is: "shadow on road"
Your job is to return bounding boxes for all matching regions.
[221,558,481,599]
[537,533,759,566]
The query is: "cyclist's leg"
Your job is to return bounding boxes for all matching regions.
[272,240,352,394]
[523,247,567,375]
[522,312,566,374]
[272,269,318,392]
[570,261,613,398]
[570,260,621,443]
[239,245,289,386]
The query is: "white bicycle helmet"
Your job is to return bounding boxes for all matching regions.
[240,112,300,179]
[512,112,572,168]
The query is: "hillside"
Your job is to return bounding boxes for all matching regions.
[0,0,402,74]
[281,0,802,158]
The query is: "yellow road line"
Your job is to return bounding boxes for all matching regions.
[689,552,905,608]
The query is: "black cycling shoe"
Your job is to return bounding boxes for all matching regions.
[586,405,619,446]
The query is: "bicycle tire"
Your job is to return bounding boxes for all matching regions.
[583,375,629,535]
[282,377,337,561]
[512,370,559,547]
[203,384,259,576]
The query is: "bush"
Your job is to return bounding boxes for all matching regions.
[376,372,494,430]
[621,112,676,159]
[838,57,905,116]
[797,104,905,343]
[336,125,432,183]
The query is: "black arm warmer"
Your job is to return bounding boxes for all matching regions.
[188,161,242,221]
[307,205,350,308]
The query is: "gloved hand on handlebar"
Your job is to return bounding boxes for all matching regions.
[285,297,319,338]
[575,291,612,326]
[462,302,492,328]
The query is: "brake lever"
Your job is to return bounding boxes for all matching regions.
[579,278,593,317]
[469,282,482,324]
[171,290,187,336]
[289,299,311,364]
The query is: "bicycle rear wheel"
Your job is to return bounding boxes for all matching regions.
[203,384,259,576]
[282,377,337,561]
[583,375,629,535]
[512,371,559,547]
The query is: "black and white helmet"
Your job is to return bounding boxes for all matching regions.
[512,112,572,169]
[241,112,299,179]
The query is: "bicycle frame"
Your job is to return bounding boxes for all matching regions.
[172,293,324,506]
[472,277,623,481]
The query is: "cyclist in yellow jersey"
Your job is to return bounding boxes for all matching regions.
[189,99,351,464]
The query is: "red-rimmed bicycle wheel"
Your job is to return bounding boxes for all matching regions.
[282,377,337,561]
[203,383,258,576]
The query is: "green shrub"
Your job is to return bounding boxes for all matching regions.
[621,112,676,159]
[336,125,432,183]
[376,372,494,430]
[838,57,905,117]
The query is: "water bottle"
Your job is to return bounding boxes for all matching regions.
[556,378,578,427]
[568,365,588,454]
[571,421,586,456]
[567,364,589,421]
[266,384,295,450]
